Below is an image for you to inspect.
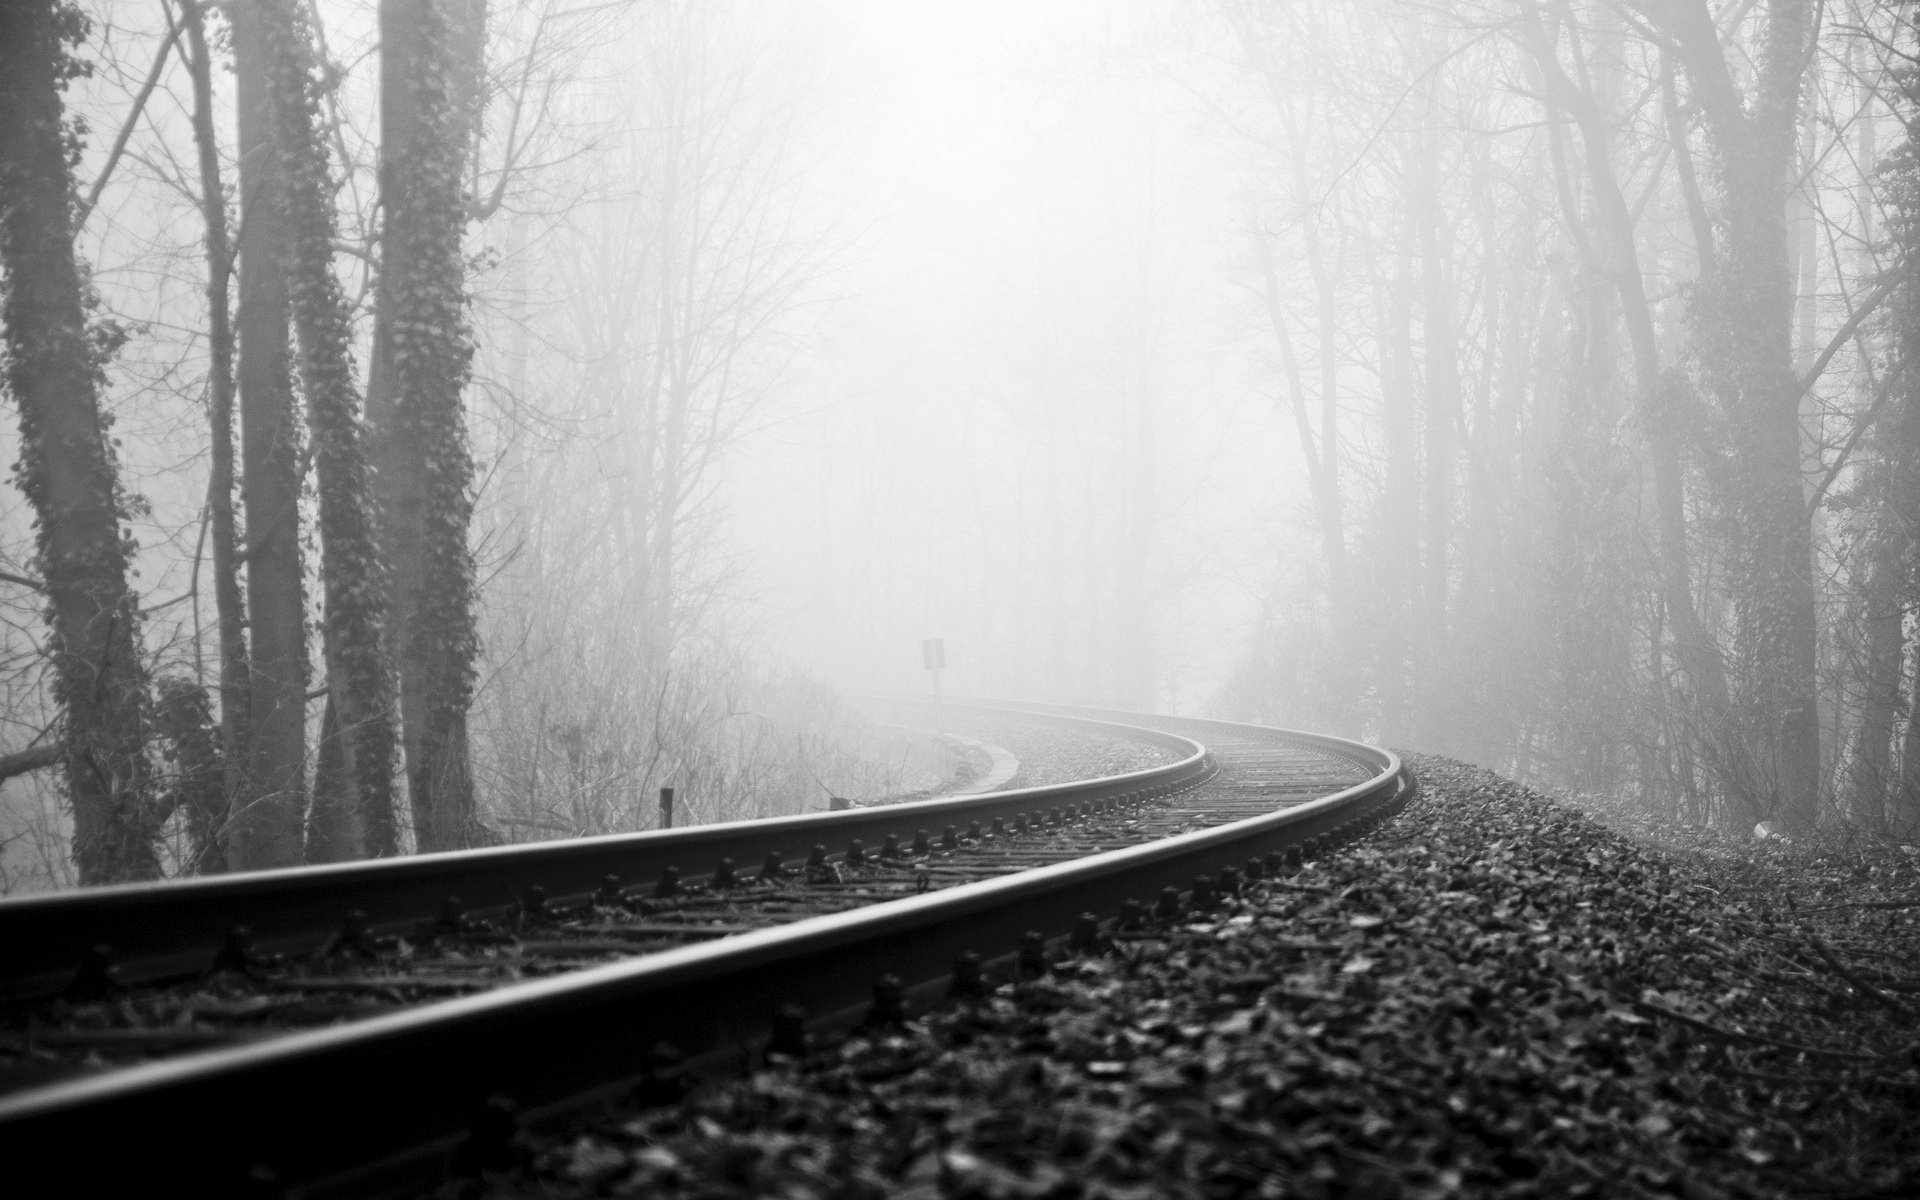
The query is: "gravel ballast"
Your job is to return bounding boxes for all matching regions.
[438,755,1919,1200]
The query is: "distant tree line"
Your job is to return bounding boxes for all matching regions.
[1207,1,1920,838]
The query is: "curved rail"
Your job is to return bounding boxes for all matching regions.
[0,702,1411,1195]
[0,708,1202,1002]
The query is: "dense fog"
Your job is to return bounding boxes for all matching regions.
[1,1,1914,889]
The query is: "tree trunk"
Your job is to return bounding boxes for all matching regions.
[0,1,158,884]
[230,0,310,869]
[1516,2,1756,824]
[1374,224,1419,742]
[304,694,360,861]
[258,0,400,853]
[1654,0,1820,829]
[1881,53,1920,838]
[1413,131,1458,747]
[178,0,247,872]
[1255,231,1350,729]
[1854,461,1906,833]
[368,0,483,852]
[154,676,226,872]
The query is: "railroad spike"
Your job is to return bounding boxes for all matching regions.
[66,943,117,1000]
[1068,912,1101,953]
[965,821,982,842]
[941,825,959,851]
[712,857,737,889]
[949,951,984,998]
[633,1040,687,1106]
[1156,886,1182,919]
[867,974,907,1028]
[451,1094,525,1176]
[1191,875,1217,911]
[913,828,931,856]
[523,885,548,918]
[1245,856,1265,882]
[881,834,901,858]
[1219,866,1242,897]
[989,817,1004,838]
[209,924,256,975]
[324,909,379,959]
[596,874,624,905]
[653,866,681,899]
[1017,930,1049,978]
[846,838,866,866]
[807,844,828,869]
[650,1040,686,1089]
[762,851,787,880]
[1117,898,1146,931]
[769,1003,809,1058]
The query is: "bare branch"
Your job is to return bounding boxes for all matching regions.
[76,7,184,228]
[0,742,61,786]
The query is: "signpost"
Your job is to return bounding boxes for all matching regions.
[922,637,945,733]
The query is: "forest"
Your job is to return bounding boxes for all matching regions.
[1,0,1917,891]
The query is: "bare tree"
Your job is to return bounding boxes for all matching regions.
[1513,0,1754,820]
[174,0,244,872]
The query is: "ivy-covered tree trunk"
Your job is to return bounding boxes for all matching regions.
[179,0,247,871]
[258,0,400,855]
[305,693,361,861]
[229,0,309,869]
[368,0,484,851]
[154,676,226,873]
[0,2,158,883]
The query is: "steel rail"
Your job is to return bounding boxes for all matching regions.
[0,704,1411,1196]
[0,707,1203,1003]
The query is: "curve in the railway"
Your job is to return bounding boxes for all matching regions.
[0,699,1412,1197]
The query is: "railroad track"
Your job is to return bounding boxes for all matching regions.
[0,707,1189,1086]
[0,698,1411,1195]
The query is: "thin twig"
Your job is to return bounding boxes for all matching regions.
[1809,937,1919,1019]
[77,9,185,228]
[1634,999,1882,1061]
[1794,897,1920,915]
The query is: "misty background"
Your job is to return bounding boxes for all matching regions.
[2,0,1912,889]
